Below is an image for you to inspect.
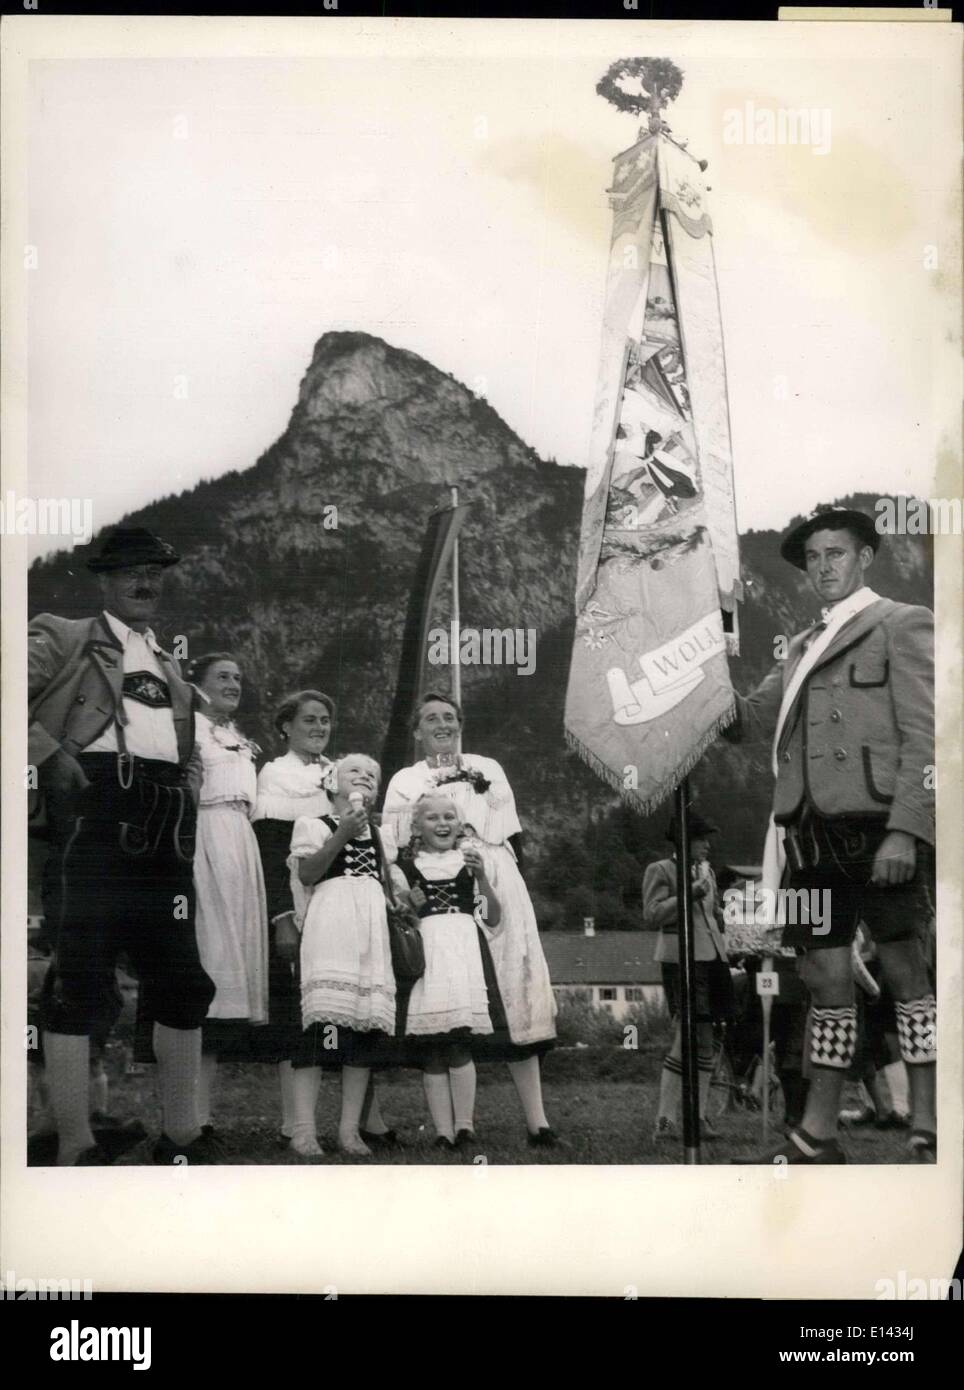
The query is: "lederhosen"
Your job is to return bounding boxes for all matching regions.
[40,673,215,1037]
[777,805,935,954]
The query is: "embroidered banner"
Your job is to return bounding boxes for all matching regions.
[566,134,741,814]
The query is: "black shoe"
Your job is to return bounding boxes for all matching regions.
[732,1129,847,1165]
[875,1112,911,1131]
[527,1127,563,1148]
[453,1128,477,1149]
[277,1131,293,1150]
[908,1130,937,1163]
[28,1120,146,1167]
[360,1127,406,1150]
[94,1118,147,1162]
[201,1124,216,1139]
[152,1131,227,1165]
[433,1135,457,1152]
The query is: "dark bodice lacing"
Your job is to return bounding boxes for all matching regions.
[395,857,476,919]
[317,815,380,883]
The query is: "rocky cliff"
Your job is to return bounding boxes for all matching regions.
[29,332,933,927]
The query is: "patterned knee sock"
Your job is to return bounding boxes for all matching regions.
[152,1022,202,1148]
[43,1033,94,1165]
[895,996,937,1065]
[809,1005,858,1071]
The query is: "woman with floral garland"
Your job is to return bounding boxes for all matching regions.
[186,652,269,1137]
[381,692,560,1146]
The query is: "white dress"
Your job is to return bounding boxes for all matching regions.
[390,848,494,1038]
[382,755,557,1046]
[288,815,396,1035]
[193,713,269,1022]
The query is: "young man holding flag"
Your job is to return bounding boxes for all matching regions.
[723,507,936,1165]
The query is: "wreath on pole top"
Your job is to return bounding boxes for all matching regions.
[596,57,684,134]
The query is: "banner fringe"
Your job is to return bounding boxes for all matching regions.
[564,698,737,817]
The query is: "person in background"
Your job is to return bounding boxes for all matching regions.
[186,652,269,1142]
[643,810,732,1141]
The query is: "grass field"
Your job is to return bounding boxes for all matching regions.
[61,1040,914,1167]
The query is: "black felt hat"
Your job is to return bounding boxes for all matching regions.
[779,507,879,572]
[665,810,719,843]
[86,527,181,573]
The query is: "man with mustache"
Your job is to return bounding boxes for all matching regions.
[29,527,216,1164]
[723,507,936,1165]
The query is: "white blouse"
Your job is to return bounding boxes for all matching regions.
[195,713,258,813]
[381,754,522,851]
[253,751,333,823]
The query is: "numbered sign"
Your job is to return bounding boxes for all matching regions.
[756,971,780,997]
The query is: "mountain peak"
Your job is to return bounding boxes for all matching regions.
[288,331,540,486]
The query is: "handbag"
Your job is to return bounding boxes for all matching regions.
[368,820,425,985]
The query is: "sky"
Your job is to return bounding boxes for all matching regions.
[22,18,961,559]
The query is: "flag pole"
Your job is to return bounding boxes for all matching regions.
[450,484,462,709]
[675,778,701,1163]
[760,953,774,1144]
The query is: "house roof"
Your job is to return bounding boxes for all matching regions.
[541,931,662,985]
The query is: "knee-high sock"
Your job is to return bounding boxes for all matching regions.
[278,1060,297,1138]
[657,1053,683,1123]
[197,1054,218,1129]
[152,1022,202,1148]
[290,1066,321,1151]
[450,1061,477,1132]
[43,1033,94,1165]
[339,1066,370,1142]
[423,1071,455,1141]
[507,1055,549,1133]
